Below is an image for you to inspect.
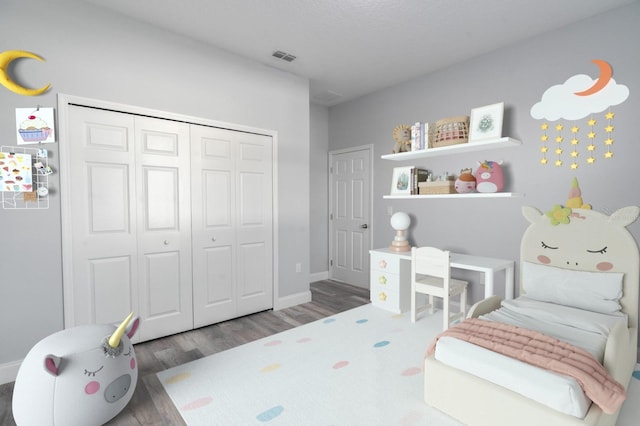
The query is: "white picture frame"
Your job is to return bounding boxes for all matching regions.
[469,102,504,142]
[390,166,413,195]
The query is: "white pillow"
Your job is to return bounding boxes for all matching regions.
[522,261,624,314]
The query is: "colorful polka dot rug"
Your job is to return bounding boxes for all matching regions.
[157,304,640,425]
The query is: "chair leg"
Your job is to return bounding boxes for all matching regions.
[411,289,417,323]
[443,297,450,331]
[461,287,468,319]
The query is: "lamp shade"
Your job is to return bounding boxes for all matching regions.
[390,212,410,230]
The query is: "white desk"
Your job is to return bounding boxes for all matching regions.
[369,248,515,313]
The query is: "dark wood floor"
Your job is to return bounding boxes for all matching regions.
[0,280,369,426]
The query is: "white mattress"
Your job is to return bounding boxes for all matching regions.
[433,298,627,418]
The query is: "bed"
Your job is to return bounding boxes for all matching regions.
[424,204,640,426]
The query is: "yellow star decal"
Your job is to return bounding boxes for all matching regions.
[555,159,563,167]
[588,118,597,126]
[541,123,549,130]
[571,138,579,145]
[555,148,563,155]
[605,111,615,120]
[605,125,614,132]
[605,151,614,159]
[378,292,387,301]
[587,131,596,139]
[604,138,614,145]
[570,162,578,170]
[541,135,548,142]
[570,151,579,158]
[555,124,563,131]
[587,144,596,151]
[555,136,563,143]
[540,157,548,164]
[571,126,579,133]
[540,146,548,153]
[587,156,596,164]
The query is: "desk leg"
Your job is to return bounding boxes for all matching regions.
[484,272,494,299]
[505,265,515,299]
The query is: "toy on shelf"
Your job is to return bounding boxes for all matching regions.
[475,160,504,193]
[455,168,477,193]
[392,124,411,153]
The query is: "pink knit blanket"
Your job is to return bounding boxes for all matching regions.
[426,318,626,414]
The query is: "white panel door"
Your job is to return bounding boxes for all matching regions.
[134,117,193,340]
[329,147,372,288]
[191,125,273,327]
[65,107,193,342]
[66,106,139,329]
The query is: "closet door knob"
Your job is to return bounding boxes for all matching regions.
[212,237,216,242]
[163,240,170,245]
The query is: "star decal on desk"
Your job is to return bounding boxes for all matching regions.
[378,292,387,302]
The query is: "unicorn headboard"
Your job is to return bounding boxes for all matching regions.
[519,180,640,329]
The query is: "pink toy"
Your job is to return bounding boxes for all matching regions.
[12,313,140,426]
[455,168,476,193]
[475,160,504,193]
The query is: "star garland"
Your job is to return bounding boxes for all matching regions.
[539,111,616,168]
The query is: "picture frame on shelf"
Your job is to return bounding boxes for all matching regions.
[469,102,504,142]
[390,166,413,195]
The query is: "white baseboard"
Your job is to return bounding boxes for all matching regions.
[274,290,312,310]
[310,271,329,282]
[0,359,22,385]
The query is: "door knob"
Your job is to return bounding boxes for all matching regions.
[163,240,170,245]
[361,224,368,229]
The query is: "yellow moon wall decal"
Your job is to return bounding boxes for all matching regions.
[574,59,612,97]
[0,50,51,96]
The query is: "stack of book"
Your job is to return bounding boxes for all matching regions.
[411,167,430,194]
[410,122,434,151]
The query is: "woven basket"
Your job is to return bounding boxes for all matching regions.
[418,181,456,195]
[431,116,470,148]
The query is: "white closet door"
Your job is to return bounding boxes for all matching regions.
[191,126,273,327]
[66,106,139,328]
[134,117,193,340]
[65,108,193,341]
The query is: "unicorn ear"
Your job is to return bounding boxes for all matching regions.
[609,206,640,227]
[126,316,140,339]
[44,354,61,376]
[522,206,543,224]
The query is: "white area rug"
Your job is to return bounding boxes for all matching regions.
[157,304,640,425]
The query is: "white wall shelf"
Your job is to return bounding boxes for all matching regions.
[383,192,523,200]
[380,137,521,161]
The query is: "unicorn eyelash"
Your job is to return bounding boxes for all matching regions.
[83,366,104,377]
[587,246,607,254]
[541,241,558,249]
[123,346,132,356]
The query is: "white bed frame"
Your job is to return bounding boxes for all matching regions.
[424,206,639,426]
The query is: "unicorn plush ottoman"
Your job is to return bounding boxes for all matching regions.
[12,313,140,426]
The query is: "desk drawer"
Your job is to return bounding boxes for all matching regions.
[371,286,400,313]
[370,269,399,292]
[370,251,400,274]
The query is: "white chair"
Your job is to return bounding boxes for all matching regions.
[411,246,468,330]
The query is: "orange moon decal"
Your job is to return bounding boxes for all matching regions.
[574,59,612,96]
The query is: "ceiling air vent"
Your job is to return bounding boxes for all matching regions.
[272,50,297,62]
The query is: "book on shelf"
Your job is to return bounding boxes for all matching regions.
[410,122,434,151]
[411,167,430,194]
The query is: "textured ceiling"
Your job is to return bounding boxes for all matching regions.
[80,0,636,106]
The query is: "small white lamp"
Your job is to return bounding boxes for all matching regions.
[389,211,411,252]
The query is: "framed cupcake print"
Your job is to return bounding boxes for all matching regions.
[16,107,56,145]
[469,102,504,142]
[390,166,413,195]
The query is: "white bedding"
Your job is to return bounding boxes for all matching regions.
[433,298,627,418]
[480,297,626,361]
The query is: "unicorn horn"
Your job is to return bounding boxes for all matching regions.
[108,312,134,349]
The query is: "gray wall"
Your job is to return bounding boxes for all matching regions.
[310,103,329,278]
[327,3,640,304]
[0,0,310,372]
